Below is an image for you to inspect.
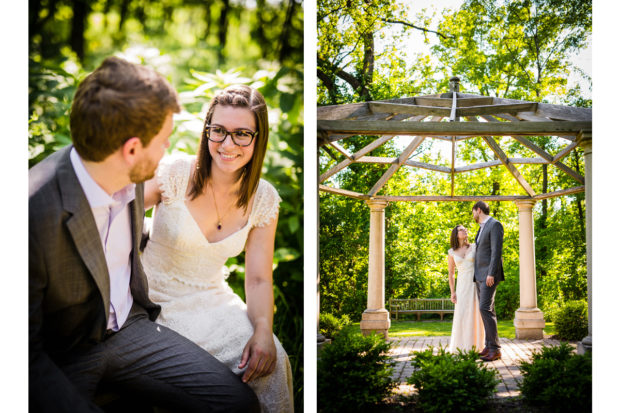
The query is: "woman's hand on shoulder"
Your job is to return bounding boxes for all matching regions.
[239,326,277,383]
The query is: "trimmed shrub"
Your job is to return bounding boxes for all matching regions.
[554,300,588,340]
[318,312,350,339]
[318,329,395,412]
[407,346,499,413]
[519,343,591,413]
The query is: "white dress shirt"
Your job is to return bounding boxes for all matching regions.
[70,148,135,331]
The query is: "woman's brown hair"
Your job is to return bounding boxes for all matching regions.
[188,85,269,212]
[450,225,469,250]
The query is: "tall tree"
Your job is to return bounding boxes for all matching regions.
[317,0,449,104]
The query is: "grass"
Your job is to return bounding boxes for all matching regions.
[343,318,556,339]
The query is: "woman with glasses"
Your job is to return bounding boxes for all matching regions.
[141,85,293,412]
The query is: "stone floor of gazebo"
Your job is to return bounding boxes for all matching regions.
[387,335,575,400]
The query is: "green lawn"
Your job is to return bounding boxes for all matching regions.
[344,319,556,339]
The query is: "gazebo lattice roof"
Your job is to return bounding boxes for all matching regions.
[318,78,592,203]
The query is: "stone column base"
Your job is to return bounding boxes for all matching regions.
[360,309,390,339]
[577,335,592,354]
[514,307,546,339]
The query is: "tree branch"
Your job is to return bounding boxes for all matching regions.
[318,58,361,90]
[382,19,454,39]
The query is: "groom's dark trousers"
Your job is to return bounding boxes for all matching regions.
[474,216,505,351]
[29,147,259,413]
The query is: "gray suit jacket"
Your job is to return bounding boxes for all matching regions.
[29,146,160,407]
[473,216,505,283]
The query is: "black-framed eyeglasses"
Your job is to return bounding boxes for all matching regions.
[204,125,257,147]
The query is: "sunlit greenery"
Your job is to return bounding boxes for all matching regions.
[29,0,303,410]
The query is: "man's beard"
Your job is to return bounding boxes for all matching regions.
[129,156,157,183]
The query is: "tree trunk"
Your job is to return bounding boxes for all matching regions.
[254,0,267,57]
[572,150,585,236]
[119,0,130,32]
[29,0,42,33]
[538,162,548,278]
[203,0,213,41]
[359,30,374,101]
[278,0,296,63]
[70,0,91,62]
[217,0,230,64]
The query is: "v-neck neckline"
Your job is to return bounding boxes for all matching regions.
[454,245,473,259]
[181,189,257,245]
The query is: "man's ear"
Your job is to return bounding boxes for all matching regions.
[121,137,143,165]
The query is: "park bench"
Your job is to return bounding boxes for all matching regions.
[389,298,455,321]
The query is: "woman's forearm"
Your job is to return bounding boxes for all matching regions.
[245,276,274,333]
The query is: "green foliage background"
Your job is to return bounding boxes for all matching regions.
[318,0,591,327]
[29,0,303,410]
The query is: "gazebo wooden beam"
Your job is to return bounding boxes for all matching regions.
[328,141,352,160]
[319,185,369,200]
[374,195,531,202]
[516,111,552,122]
[368,136,426,196]
[369,102,451,117]
[317,102,369,120]
[414,96,494,107]
[532,186,585,200]
[489,97,592,122]
[506,136,584,184]
[368,102,539,118]
[458,103,537,117]
[319,134,396,183]
[481,135,536,197]
[317,120,591,141]
[552,141,578,164]
[454,157,547,172]
[319,186,585,201]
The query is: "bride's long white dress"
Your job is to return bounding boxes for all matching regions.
[142,154,294,413]
[447,244,485,353]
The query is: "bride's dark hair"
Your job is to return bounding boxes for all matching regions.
[450,225,469,250]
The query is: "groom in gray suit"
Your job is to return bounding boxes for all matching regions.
[472,201,504,361]
[29,57,259,412]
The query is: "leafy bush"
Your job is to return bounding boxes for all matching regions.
[319,313,351,339]
[554,300,588,340]
[318,329,395,412]
[519,343,591,412]
[407,346,499,413]
[542,299,563,323]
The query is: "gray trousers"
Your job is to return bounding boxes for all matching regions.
[56,304,259,413]
[475,280,501,350]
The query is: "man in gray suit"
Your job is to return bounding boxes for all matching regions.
[472,201,504,362]
[29,57,259,412]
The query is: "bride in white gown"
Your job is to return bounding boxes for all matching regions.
[141,85,293,412]
[447,225,485,353]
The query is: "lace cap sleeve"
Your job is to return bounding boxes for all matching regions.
[155,153,193,204]
[448,248,454,256]
[251,179,282,228]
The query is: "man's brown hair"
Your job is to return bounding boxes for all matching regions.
[188,85,269,212]
[70,56,180,162]
[472,200,490,215]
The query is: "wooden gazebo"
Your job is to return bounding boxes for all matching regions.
[318,78,592,351]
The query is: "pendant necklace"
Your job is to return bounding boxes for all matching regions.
[209,183,233,230]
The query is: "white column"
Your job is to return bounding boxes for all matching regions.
[360,198,390,338]
[578,133,592,353]
[513,199,545,339]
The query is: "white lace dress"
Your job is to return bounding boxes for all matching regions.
[447,244,485,353]
[142,154,294,413]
